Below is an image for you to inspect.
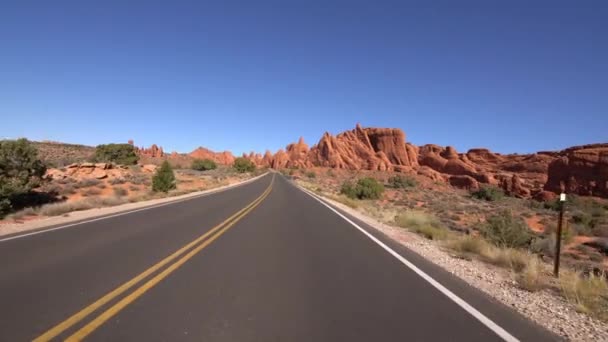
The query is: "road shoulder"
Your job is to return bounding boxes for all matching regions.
[0,172,269,240]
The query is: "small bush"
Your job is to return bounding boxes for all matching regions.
[395,211,447,240]
[191,159,217,171]
[326,169,336,177]
[471,186,504,201]
[516,257,545,292]
[340,178,384,200]
[481,210,533,248]
[113,187,128,197]
[109,178,126,185]
[0,138,47,217]
[77,178,101,188]
[152,161,177,193]
[485,248,530,272]
[36,196,129,216]
[531,236,556,257]
[233,157,256,173]
[60,184,77,196]
[560,270,608,320]
[94,143,138,165]
[306,171,316,179]
[82,187,101,197]
[388,175,417,189]
[446,236,489,255]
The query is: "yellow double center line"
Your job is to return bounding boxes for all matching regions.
[35,175,274,342]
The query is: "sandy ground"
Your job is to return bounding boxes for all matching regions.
[0,173,268,238]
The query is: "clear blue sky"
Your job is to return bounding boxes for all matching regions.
[1,1,606,155]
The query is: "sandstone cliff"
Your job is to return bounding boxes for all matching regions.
[242,124,607,199]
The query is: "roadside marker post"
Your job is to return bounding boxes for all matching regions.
[554,193,566,277]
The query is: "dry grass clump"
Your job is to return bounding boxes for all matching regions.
[82,187,102,197]
[36,197,128,216]
[328,194,359,209]
[76,178,101,188]
[395,210,448,240]
[515,257,546,292]
[113,186,128,197]
[560,270,608,320]
[446,235,545,291]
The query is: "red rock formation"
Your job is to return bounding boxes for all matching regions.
[544,144,608,197]
[135,144,164,158]
[189,147,235,165]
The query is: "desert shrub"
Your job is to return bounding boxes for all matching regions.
[233,157,256,173]
[544,222,575,245]
[152,161,176,193]
[113,187,128,197]
[560,270,608,320]
[543,199,563,211]
[481,210,533,248]
[516,257,545,292]
[77,178,101,188]
[395,211,447,240]
[446,236,490,255]
[126,173,148,185]
[471,186,504,201]
[129,185,140,192]
[82,187,101,197]
[109,178,126,185]
[340,178,384,200]
[0,139,47,216]
[388,175,417,189]
[306,171,316,178]
[326,169,335,177]
[191,159,217,171]
[531,236,556,257]
[37,196,128,216]
[485,248,530,272]
[94,143,138,165]
[60,184,77,196]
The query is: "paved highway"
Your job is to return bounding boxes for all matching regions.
[0,173,557,341]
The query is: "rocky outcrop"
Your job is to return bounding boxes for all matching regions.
[134,143,164,158]
[544,144,608,197]
[189,147,235,165]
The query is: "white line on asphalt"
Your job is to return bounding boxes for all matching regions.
[297,184,519,342]
[0,173,269,243]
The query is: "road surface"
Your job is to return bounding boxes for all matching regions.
[0,173,557,341]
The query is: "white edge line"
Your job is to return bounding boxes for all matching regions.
[296,184,519,342]
[0,172,270,243]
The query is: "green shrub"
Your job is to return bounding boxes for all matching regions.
[0,139,47,216]
[340,178,385,200]
[233,157,256,173]
[481,210,533,248]
[306,171,316,178]
[388,175,417,189]
[152,161,176,193]
[94,143,138,165]
[471,186,504,201]
[191,159,217,171]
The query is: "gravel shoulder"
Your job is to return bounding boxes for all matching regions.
[305,187,608,342]
[0,173,268,239]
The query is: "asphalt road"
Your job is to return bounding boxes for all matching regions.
[0,173,558,341]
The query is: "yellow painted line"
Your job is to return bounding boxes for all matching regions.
[66,181,273,341]
[34,175,273,342]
